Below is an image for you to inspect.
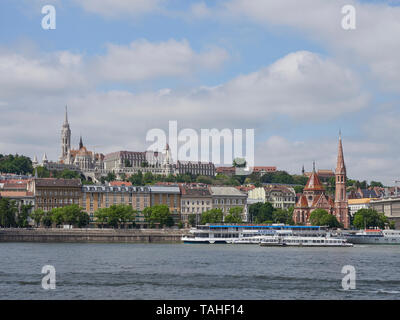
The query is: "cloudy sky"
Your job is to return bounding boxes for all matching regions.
[0,0,399,184]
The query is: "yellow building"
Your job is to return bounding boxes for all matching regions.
[348,198,376,216]
[80,185,151,223]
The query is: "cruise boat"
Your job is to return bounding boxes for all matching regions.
[344,229,400,244]
[258,230,353,247]
[181,224,327,244]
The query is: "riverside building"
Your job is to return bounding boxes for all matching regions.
[180,185,212,226]
[27,178,82,212]
[293,134,350,228]
[247,185,296,209]
[209,186,247,220]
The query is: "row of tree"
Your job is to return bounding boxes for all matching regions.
[0,198,32,228]
[248,202,294,225]
[94,204,136,228]
[31,204,90,228]
[0,154,33,175]
[195,207,245,225]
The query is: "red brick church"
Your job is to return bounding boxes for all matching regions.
[293,134,350,228]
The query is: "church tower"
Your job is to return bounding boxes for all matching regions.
[334,132,350,228]
[60,105,71,161]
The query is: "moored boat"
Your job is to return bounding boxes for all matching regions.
[182,224,329,244]
[344,229,400,244]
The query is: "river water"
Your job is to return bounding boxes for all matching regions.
[0,243,399,299]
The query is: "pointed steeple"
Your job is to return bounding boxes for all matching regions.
[64,105,69,125]
[79,136,83,149]
[336,132,346,175]
[304,162,324,192]
[42,153,48,163]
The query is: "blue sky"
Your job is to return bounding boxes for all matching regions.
[1,0,400,184]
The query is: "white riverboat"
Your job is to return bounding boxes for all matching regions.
[258,230,353,247]
[344,229,400,245]
[181,224,328,244]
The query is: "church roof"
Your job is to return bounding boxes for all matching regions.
[335,134,346,175]
[296,195,309,208]
[304,170,325,191]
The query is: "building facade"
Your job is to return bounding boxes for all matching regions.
[348,198,375,217]
[80,185,151,225]
[149,185,181,214]
[180,185,212,226]
[27,178,82,212]
[209,186,247,220]
[293,134,350,228]
[175,161,216,177]
[370,197,400,229]
[247,185,296,209]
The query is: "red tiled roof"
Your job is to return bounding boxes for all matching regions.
[34,178,81,187]
[304,171,325,191]
[109,181,132,187]
[297,195,309,208]
[0,191,34,198]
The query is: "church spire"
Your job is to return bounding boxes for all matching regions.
[334,131,349,229]
[336,132,346,175]
[79,136,83,149]
[64,105,68,125]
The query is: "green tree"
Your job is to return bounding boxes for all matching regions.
[200,209,223,224]
[143,172,154,184]
[294,186,304,194]
[224,207,243,223]
[370,181,384,188]
[143,204,173,228]
[188,214,197,227]
[36,166,50,178]
[63,204,83,226]
[0,154,33,175]
[353,208,389,229]
[42,211,53,227]
[16,204,32,228]
[272,208,293,224]
[309,209,342,228]
[106,172,116,182]
[248,202,274,223]
[31,209,44,227]
[77,210,90,228]
[51,207,65,226]
[94,208,108,228]
[0,198,17,227]
[129,171,143,186]
[196,175,213,185]
[59,169,80,179]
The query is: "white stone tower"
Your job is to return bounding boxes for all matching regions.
[60,105,71,162]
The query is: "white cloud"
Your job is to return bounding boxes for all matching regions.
[256,135,399,186]
[73,0,163,18]
[91,39,229,82]
[0,46,372,179]
[218,0,400,92]
[0,51,88,99]
[186,51,368,122]
[0,39,228,99]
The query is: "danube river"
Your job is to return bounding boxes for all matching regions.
[1,243,399,299]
